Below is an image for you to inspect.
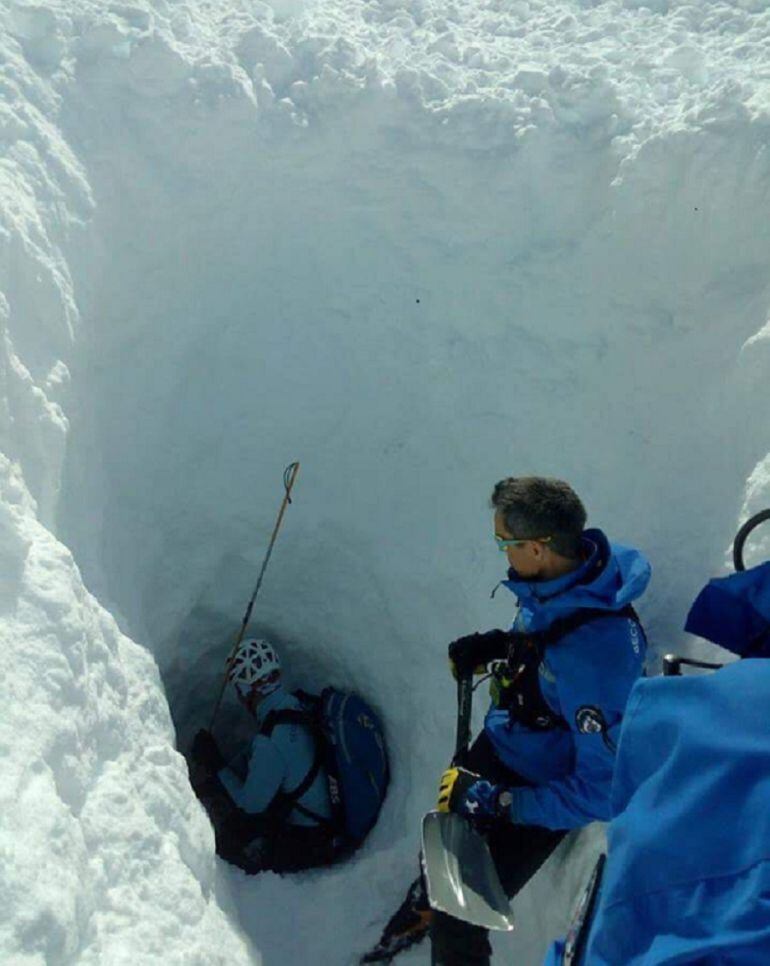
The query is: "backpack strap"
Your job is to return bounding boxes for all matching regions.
[259,707,334,831]
[259,707,308,738]
[500,604,646,733]
[538,603,643,647]
[507,603,643,661]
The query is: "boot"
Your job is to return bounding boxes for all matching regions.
[361,875,433,962]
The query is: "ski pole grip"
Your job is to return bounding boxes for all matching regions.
[733,508,770,572]
[662,654,681,677]
[663,654,724,677]
[454,674,473,764]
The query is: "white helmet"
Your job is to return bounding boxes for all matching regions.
[228,638,281,698]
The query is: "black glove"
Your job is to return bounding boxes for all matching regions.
[448,629,511,679]
[191,728,225,774]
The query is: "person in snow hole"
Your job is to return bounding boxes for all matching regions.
[367,477,651,966]
[188,639,336,874]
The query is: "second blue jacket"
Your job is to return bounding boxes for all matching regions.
[218,686,332,826]
[486,528,651,830]
[583,659,770,964]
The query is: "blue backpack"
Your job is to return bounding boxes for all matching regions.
[686,561,770,658]
[260,687,389,851]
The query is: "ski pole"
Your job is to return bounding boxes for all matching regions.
[453,674,473,766]
[733,508,770,572]
[563,853,606,966]
[662,655,724,677]
[209,461,300,731]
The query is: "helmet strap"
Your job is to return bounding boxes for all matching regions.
[239,672,281,715]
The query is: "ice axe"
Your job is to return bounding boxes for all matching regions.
[420,674,515,932]
[209,461,300,732]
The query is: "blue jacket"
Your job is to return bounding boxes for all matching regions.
[580,659,770,963]
[685,560,770,658]
[218,686,332,826]
[486,528,651,830]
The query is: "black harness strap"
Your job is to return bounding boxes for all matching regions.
[524,603,643,647]
[500,604,645,733]
[259,708,333,830]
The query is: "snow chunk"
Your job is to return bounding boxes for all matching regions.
[0,456,254,964]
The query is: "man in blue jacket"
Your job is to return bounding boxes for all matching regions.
[189,638,335,874]
[380,477,651,965]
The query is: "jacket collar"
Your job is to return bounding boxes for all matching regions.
[502,529,608,604]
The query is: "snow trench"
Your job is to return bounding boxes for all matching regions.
[3,1,770,963]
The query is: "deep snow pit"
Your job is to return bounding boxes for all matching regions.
[4,0,770,963]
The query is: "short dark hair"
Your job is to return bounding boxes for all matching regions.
[491,477,587,559]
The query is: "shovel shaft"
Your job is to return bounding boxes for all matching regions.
[420,673,514,932]
[454,675,473,764]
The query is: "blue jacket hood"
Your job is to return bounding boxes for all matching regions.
[501,529,651,630]
[685,561,770,657]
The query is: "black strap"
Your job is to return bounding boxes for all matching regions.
[536,603,642,647]
[500,604,646,733]
[259,708,330,828]
[260,707,308,738]
[505,603,644,667]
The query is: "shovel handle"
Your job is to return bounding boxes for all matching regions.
[454,674,473,764]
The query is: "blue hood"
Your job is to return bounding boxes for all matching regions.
[501,529,651,631]
[686,561,770,657]
[583,660,770,963]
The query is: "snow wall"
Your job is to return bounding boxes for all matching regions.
[2,0,770,963]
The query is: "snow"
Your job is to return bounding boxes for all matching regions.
[1,0,770,963]
[0,457,253,964]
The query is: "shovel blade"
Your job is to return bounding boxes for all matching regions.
[421,811,515,932]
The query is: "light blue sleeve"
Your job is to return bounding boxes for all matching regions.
[218,734,288,814]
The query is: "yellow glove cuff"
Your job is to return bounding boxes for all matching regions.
[437,767,459,813]
[489,671,513,707]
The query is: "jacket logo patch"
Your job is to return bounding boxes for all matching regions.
[575,705,606,735]
[629,620,641,655]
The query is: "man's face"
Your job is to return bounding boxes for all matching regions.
[494,510,546,579]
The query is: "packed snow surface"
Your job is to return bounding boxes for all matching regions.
[2,0,770,962]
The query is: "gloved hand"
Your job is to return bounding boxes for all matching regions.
[437,766,512,824]
[191,728,225,774]
[448,629,510,679]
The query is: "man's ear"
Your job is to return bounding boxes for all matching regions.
[531,540,547,560]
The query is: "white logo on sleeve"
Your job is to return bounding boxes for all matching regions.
[629,619,641,655]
